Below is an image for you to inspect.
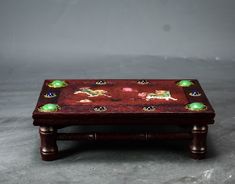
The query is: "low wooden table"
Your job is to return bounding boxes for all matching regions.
[32,79,215,161]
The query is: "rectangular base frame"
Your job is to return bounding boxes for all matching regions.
[39,125,208,161]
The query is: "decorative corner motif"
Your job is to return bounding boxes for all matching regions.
[185,102,207,111]
[48,80,68,88]
[95,80,107,85]
[44,92,57,98]
[143,106,156,111]
[189,91,201,97]
[176,80,194,87]
[93,106,107,112]
[38,103,61,112]
[137,80,149,85]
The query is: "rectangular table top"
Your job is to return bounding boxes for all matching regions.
[33,79,215,125]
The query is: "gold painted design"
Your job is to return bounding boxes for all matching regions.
[74,87,111,97]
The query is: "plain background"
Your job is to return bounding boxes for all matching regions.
[0,0,235,184]
[1,0,235,59]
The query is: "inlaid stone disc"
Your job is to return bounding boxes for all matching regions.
[48,80,68,88]
[177,80,194,87]
[185,102,207,111]
[38,103,61,112]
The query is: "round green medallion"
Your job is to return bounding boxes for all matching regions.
[38,103,61,112]
[177,80,194,87]
[185,102,207,111]
[48,80,68,88]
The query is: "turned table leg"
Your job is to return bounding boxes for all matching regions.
[39,126,58,161]
[190,125,208,159]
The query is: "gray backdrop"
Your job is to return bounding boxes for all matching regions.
[0,0,235,184]
[1,0,235,59]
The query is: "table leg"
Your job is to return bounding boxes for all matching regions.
[39,126,58,161]
[190,125,208,159]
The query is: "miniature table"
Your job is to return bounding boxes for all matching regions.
[32,79,215,161]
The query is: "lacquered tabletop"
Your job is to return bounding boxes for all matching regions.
[33,79,215,117]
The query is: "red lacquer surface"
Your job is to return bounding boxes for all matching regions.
[59,80,187,110]
[33,79,215,115]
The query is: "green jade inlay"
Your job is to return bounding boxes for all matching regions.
[177,80,194,87]
[38,103,60,112]
[48,80,67,88]
[186,102,206,111]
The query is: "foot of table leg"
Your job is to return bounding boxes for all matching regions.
[39,126,58,161]
[190,125,208,159]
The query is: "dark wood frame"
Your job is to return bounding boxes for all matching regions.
[37,125,208,161]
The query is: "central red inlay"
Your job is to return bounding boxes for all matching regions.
[57,80,188,113]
